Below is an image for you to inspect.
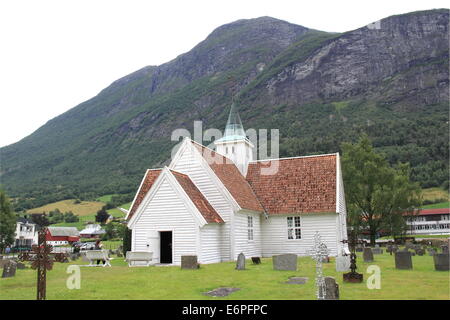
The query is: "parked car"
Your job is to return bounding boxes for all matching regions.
[79,242,96,250]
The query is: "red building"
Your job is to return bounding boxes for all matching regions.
[46,227,80,245]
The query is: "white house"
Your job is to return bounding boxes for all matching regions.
[126,104,348,265]
[405,208,450,235]
[80,224,106,239]
[14,218,38,248]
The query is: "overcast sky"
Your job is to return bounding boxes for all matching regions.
[0,0,448,147]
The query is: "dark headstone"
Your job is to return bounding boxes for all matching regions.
[1,260,17,278]
[272,254,297,271]
[16,262,26,269]
[285,276,309,284]
[355,246,364,252]
[204,287,240,297]
[116,251,123,258]
[433,253,450,271]
[251,257,261,264]
[236,253,245,270]
[395,251,413,270]
[363,248,374,262]
[415,248,425,256]
[321,277,339,300]
[405,242,414,250]
[441,245,449,254]
[428,248,437,256]
[181,255,199,269]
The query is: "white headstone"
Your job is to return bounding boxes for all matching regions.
[335,255,351,272]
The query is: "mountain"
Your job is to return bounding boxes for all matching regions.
[1,9,448,210]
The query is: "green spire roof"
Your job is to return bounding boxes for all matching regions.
[217,102,246,142]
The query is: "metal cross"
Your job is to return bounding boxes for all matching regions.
[308,232,329,300]
[341,229,364,282]
[18,227,67,300]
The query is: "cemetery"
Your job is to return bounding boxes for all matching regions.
[1,240,448,300]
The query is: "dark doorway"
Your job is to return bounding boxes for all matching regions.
[160,231,172,263]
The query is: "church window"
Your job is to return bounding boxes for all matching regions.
[247,216,254,240]
[287,216,301,239]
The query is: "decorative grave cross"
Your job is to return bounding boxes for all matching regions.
[341,230,364,283]
[308,232,329,300]
[19,227,67,300]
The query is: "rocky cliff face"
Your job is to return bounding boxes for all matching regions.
[244,10,449,111]
[1,9,448,207]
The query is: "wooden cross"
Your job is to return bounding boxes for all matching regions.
[19,227,67,300]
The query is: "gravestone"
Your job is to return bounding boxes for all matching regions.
[372,246,383,255]
[16,262,27,269]
[0,259,9,268]
[116,251,123,258]
[427,248,436,256]
[285,276,309,284]
[395,251,413,270]
[273,254,297,271]
[441,245,449,254]
[355,245,364,252]
[433,253,449,271]
[415,248,425,256]
[1,260,17,278]
[235,253,245,270]
[318,277,339,300]
[181,255,199,269]
[204,287,240,297]
[405,242,414,250]
[251,257,261,264]
[363,248,374,262]
[335,255,351,272]
[80,252,90,262]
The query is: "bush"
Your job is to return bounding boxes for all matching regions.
[64,211,79,223]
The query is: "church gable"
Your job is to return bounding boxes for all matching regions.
[127,167,222,228]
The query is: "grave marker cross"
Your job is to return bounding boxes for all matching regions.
[341,230,364,283]
[308,232,329,300]
[19,227,67,300]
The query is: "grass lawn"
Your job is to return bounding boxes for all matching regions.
[96,194,118,203]
[421,201,449,209]
[27,199,104,216]
[1,251,448,300]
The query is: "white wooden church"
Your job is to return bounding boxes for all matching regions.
[126,104,348,265]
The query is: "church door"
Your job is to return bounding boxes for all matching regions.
[160,231,173,263]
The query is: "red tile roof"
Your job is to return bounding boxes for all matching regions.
[170,170,224,223]
[405,208,450,216]
[127,169,162,221]
[191,141,264,212]
[246,155,337,215]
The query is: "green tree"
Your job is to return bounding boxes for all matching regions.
[0,190,16,253]
[95,206,110,224]
[341,135,422,245]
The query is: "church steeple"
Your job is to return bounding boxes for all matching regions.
[215,102,254,176]
[223,102,246,140]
